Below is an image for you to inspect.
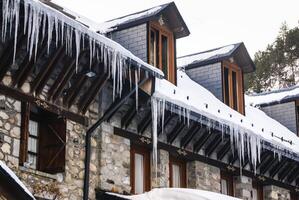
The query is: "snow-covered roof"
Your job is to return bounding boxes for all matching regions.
[8,0,163,78]
[0,161,35,199]
[96,2,190,38]
[246,85,299,107]
[110,188,241,200]
[152,69,299,169]
[177,43,255,73]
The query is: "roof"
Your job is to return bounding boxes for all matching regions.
[105,188,241,200]
[153,69,299,168]
[177,42,255,73]
[0,161,35,200]
[96,2,190,38]
[246,85,299,107]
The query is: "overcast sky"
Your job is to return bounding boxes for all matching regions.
[53,0,299,58]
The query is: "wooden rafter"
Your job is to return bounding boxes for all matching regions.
[167,122,185,144]
[269,159,288,178]
[217,139,231,160]
[205,134,222,157]
[121,102,136,128]
[193,129,212,153]
[158,112,174,136]
[137,111,151,134]
[278,162,296,181]
[287,167,299,184]
[180,124,201,148]
[228,150,238,165]
[63,74,87,107]
[31,45,65,94]
[260,158,278,174]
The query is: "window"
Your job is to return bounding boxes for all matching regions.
[19,102,66,173]
[252,181,263,200]
[169,157,186,188]
[148,22,175,84]
[220,171,234,196]
[296,101,299,136]
[222,61,244,114]
[130,145,150,194]
[291,192,299,200]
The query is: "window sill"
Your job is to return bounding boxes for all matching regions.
[19,166,61,181]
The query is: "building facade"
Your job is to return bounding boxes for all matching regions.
[0,1,298,200]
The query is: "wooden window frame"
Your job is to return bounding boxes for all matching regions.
[169,156,187,188]
[130,145,151,194]
[220,171,234,196]
[148,21,175,84]
[19,103,66,174]
[295,100,299,136]
[252,180,264,200]
[291,192,299,200]
[222,61,245,114]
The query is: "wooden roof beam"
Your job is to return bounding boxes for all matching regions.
[137,111,151,134]
[217,139,231,161]
[121,102,136,128]
[193,129,212,153]
[287,167,299,184]
[269,159,288,178]
[157,112,174,136]
[167,122,185,144]
[278,162,296,181]
[180,123,200,149]
[260,158,278,175]
[205,134,222,157]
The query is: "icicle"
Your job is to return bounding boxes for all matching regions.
[151,97,158,180]
[12,0,20,64]
[74,29,81,71]
[135,69,139,111]
[161,99,166,134]
[24,1,28,34]
[47,14,54,54]
[112,51,117,101]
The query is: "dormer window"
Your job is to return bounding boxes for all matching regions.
[149,22,175,84]
[222,61,244,114]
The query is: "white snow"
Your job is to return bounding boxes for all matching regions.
[110,188,241,200]
[0,161,35,199]
[96,6,162,34]
[246,86,299,106]
[177,45,235,68]
[152,69,299,172]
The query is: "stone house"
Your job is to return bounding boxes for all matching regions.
[0,1,299,200]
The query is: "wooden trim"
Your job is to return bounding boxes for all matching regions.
[222,61,244,115]
[130,144,151,194]
[252,180,264,200]
[19,102,30,165]
[148,21,175,84]
[169,156,186,188]
[220,171,234,196]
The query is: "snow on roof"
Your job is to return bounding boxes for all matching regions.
[177,43,238,68]
[0,161,35,199]
[110,188,242,200]
[246,85,299,106]
[153,69,299,166]
[96,4,164,34]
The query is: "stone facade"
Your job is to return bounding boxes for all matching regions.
[234,176,253,200]
[151,149,169,188]
[261,101,297,134]
[264,185,291,200]
[187,160,221,192]
[185,62,223,101]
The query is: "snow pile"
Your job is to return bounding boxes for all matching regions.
[246,85,299,106]
[152,70,299,173]
[110,188,241,200]
[177,44,235,68]
[2,0,163,101]
[0,161,35,199]
[97,6,162,34]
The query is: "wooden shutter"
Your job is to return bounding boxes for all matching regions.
[38,114,66,173]
[19,102,30,165]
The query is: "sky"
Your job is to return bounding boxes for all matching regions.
[52,0,299,58]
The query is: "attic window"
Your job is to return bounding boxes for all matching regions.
[149,22,175,84]
[222,61,244,114]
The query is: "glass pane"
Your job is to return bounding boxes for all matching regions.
[252,188,258,200]
[162,35,168,79]
[232,71,238,111]
[223,67,230,106]
[28,154,37,169]
[29,120,39,137]
[221,179,228,195]
[134,153,144,194]
[172,164,181,187]
[28,137,37,153]
[150,30,155,66]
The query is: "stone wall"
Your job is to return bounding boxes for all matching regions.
[187,160,221,192]
[264,185,290,200]
[261,101,297,134]
[234,176,253,200]
[185,62,223,101]
[151,149,169,188]
[0,91,99,199]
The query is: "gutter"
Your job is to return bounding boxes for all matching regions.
[83,77,149,200]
